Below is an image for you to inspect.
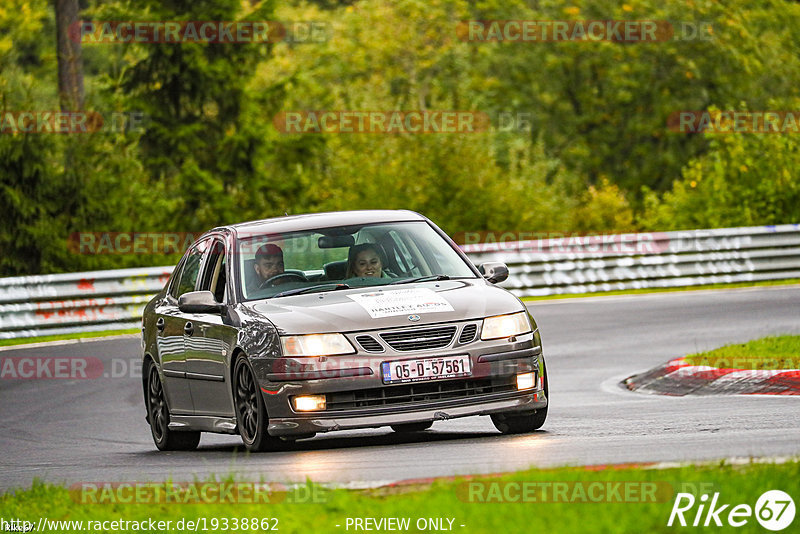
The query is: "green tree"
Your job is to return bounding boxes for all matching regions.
[467,0,800,194]
[95,0,281,232]
[640,115,800,230]
[257,0,581,234]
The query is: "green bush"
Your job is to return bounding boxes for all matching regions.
[640,107,800,230]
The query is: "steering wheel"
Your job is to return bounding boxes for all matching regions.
[258,272,308,289]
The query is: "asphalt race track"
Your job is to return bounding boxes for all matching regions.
[1,286,799,491]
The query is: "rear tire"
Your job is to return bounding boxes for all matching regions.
[491,356,549,434]
[233,355,286,452]
[391,421,433,433]
[146,361,201,451]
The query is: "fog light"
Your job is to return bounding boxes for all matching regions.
[516,372,535,390]
[293,395,326,411]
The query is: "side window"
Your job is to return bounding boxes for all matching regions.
[199,239,227,303]
[387,231,413,274]
[173,240,209,298]
[390,230,426,276]
[167,258,187,299]
[216,256,227,303]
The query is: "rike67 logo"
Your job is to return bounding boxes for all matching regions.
[668,490,795,530]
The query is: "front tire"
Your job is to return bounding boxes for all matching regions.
[491,356,549,434]
[146,362,200,451]
[233,355,285,452]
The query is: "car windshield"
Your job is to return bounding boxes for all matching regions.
[238,221,477,300]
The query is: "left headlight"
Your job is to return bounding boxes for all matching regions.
[280,333,356,357]
[481,311,532,340]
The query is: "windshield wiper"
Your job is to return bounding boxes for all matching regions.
[273,283,351,298]
[389,274,450,285]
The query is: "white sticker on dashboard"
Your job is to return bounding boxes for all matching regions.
[347,288,454,318]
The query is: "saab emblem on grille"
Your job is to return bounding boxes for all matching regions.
[408,314,421,322]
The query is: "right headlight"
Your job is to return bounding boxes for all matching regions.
[481,311,532,340]
[280,333,355,357]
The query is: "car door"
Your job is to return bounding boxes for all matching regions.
[154,239,209,415]
[184,237,236,416]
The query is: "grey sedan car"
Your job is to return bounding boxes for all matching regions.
[141,210,548,451]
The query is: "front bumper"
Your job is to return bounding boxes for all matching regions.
[257,333,546,437]
[267,387,546,436]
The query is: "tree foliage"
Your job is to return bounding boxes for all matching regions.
[1,0,800,274]
[640,107,800,230]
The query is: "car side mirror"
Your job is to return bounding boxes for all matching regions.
[178,290,223,314]
[478,262,509,284]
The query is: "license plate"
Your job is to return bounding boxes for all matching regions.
[381,354,471,384]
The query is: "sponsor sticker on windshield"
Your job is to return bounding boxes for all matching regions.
[347,288,454,318]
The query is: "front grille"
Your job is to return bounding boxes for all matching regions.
[325,376,518,411]
[380,326,457,351]
[459,324,478,344]
[356,335,383,353]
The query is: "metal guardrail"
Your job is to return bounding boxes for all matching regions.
[1,225,798,339]
[467,224,800,297]
[0,267,172,339]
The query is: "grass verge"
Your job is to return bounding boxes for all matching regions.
[0,329,139,347]
[522,278,800,301]
[1,460,799,533]
[684,335,800,370]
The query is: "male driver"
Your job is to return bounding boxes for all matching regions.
[250,243,285,291]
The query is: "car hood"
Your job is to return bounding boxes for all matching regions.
[242,280,524,335]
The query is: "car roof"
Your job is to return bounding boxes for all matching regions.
[214,210,427,238]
